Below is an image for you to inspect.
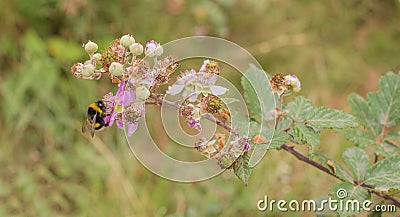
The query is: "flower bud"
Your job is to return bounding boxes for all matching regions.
[120,34,135,48]
[129,43,144,56]
[145,40,160,57]
[285,75,301,93]
[155,45,163,56]
[82,63,95,76]
[135,86,150,101]
[109,62,124,76]
[93,53,102,65]
[84,40,98,55]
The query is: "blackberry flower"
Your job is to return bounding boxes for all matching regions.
[167,60,228,102]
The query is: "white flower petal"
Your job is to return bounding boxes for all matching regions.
[188,93,198,102]
[210,85,228,96]
[167,84,184,95]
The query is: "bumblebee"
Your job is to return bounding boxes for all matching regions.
[82,100,108,137]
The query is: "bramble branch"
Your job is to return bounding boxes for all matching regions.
[146,93,400,208]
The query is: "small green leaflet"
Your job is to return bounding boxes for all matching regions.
[306,107,358,131]
[233,152,252,186]
[348,93,381,136]
[329,182,370,216]
[285,96,314,122]
[241,64,276,121]
[367,72,400,128]
[342,147,370,182]
[375,142,400,158]
[384,131,400,143]
[364,155,400,191]
[290,123,320,146]
[336,128,375,148]
[286,96,358,131]
[289,123,320,158]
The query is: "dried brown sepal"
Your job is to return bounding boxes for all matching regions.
[219,108,231,122]
[253,135,268,144]
[215,133,225,150]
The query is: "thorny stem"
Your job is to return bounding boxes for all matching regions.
[146,93,400,208]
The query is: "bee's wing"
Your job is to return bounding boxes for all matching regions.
[82,113,97,138]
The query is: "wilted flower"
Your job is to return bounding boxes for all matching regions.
[230,136,250,158]
[122,103,144,136]
[180,104,202,131]
[195,138,218,158]
[201,94,222,114]
[199,59,220,75]
[102,81,144,136]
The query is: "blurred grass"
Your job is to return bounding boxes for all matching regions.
[0,0,399,216]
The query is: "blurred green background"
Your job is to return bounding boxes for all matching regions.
[1,0,399,216]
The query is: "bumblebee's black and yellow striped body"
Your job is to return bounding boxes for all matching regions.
[82,100,108,137]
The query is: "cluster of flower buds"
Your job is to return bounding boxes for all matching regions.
[71,34,180,136]
[269,73,301,96]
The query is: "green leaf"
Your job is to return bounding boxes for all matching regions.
[241,64,276,121]
[229,109,251,137]
[220,97,240,105]
[329,182,370,216]
[368,201,384,217]
[268,130,290,149]
[289,123,320,157]
[337,128,375,148]
[384,131,400,144]
[253,129,290,150]
[290,123,320,147]
[348,93,381,136]
[285,96,314,122]
[306,107,358,131]
[233,152,252,185]
[315,151,353,183]
[367,72,400,128]
[375,142,400,158]
[364,155,400,191]
[342,147,370,182]
[276,116,292,131]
